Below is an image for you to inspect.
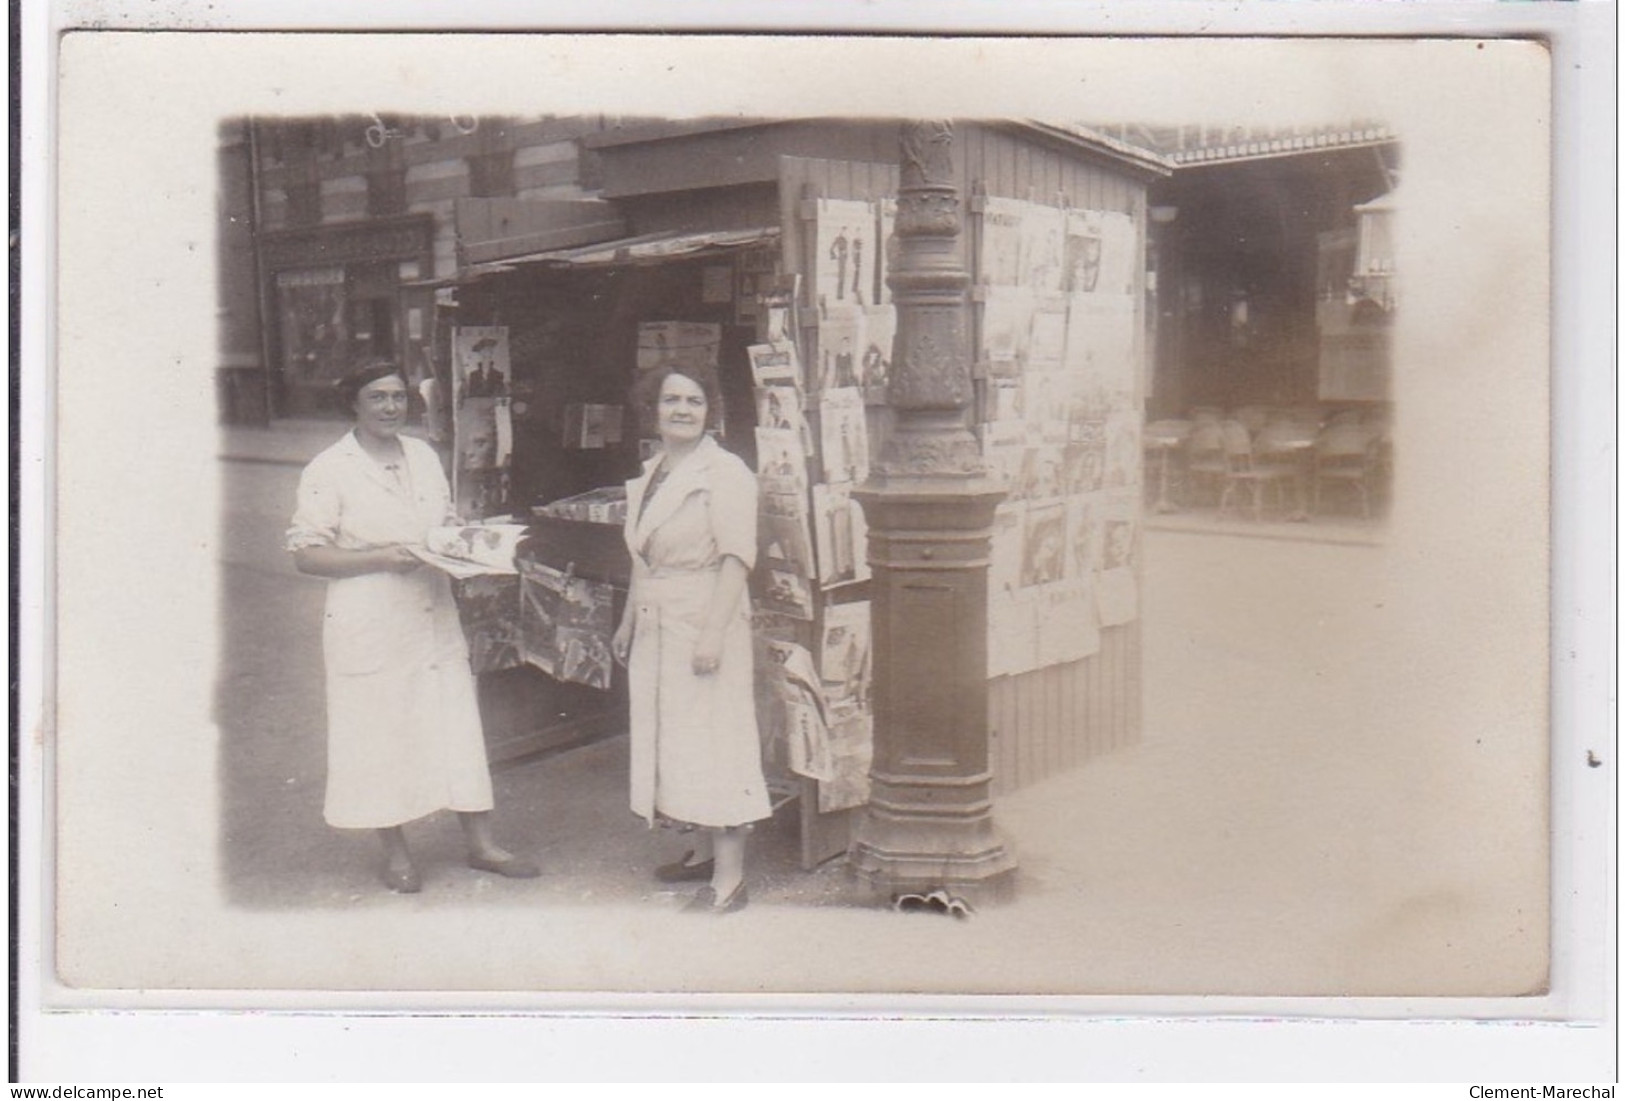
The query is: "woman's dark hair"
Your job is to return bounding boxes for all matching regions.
[334,361,408,415]
[632,362,724,436]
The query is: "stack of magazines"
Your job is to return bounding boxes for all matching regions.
[532,486,628,525]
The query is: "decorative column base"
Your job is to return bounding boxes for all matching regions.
[847,775,1018,907]
[848,479,1016,907]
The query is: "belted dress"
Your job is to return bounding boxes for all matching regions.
[286,430,495,829]
[623,436,771,829]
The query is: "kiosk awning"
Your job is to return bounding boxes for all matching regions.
[458,225,780,281]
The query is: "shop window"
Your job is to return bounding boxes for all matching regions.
[285,180,321,227]
[367,167,407,217]
[467,149,515,198]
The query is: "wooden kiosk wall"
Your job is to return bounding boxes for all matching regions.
[957,124,1150,797]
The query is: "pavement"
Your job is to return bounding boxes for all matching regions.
[213,417,1538,998]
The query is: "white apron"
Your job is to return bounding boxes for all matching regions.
[624,438,771,828]
[287,431,495,829]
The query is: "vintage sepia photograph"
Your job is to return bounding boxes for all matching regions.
[27,21,1610,1082]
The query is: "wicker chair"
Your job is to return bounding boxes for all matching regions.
[1217,420,1296,521]
[1312,423,1382,519]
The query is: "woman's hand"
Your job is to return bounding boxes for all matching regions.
[611,614,635,666]
[691,626,724,676]
[375,545,423,574]
[293,543,421,579]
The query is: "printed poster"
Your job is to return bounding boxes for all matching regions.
[818,306,865,392]
[977,196,1029,287]
[562,403,625,450]
[988,591,1039,679]
[1066,294,1138,404]
[761,489,817,580]
[815,198,878,311]
[818,387,869,485]
[452,326,510,401]
[812,482,869,590]
[748,341,801,389]
[1035,580,1102,667]
[1067,498,1101,580]
[980,420,1026,496]
[636,321,720,372]
[980,287,1034,378]
[817,710,874,814]
[760,566,815,622]
[1017,446,1065,503]
[454,396,513,521]
[1021,203,1067,293]
[819,601,872,715]
[1104,409,1143,490]
[1020,502,1067,587]
[755,426,810,496]
[859,305,895,403]
[1097,493,1140,627]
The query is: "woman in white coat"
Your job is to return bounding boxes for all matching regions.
[612,364,770,914]
[286,362,539,894]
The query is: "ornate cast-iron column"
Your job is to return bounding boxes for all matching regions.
[849,121,1017,903]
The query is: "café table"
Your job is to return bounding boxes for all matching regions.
[1143,419,1193,514]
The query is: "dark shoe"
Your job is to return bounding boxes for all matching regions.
[468,853,542,879]
[683,881,748,914]
[382,863,422,894]
[654,851,715,883]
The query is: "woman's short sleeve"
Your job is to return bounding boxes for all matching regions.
[707,455,759,571]
[285,457,341,552]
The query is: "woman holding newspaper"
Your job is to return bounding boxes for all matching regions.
[285,361,538,894]
[613,363,770,915]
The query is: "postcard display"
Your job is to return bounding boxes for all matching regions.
[750,197,890,815]
[976,197,1143,678]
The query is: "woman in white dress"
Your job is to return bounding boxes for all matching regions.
[286,362,539,894]
[612,364,770,914]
